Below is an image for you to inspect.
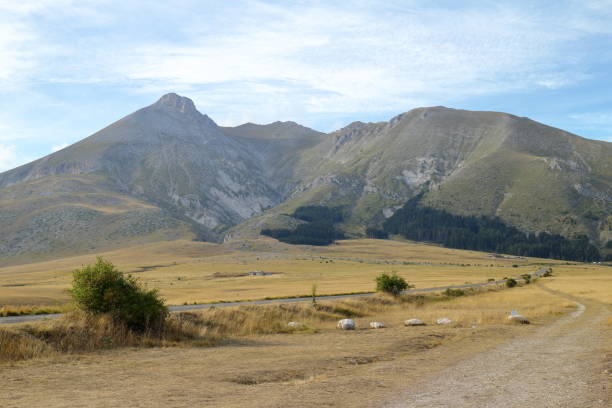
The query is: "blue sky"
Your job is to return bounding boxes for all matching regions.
[1,0,612,170]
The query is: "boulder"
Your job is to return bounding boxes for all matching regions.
[436,317,453,325]
[404,318,426,326]
[508,314,530,324]
[337,318,356,330]
[369,321,385,329]
[287,321,303,328]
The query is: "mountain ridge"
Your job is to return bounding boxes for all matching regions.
[1,93,610,263]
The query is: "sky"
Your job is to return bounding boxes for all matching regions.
[1,0,612,171]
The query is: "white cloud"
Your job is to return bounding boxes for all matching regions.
[0,144,21,171]
[108,1,597,123]
[51,143,69,152]
[0,0,611,150]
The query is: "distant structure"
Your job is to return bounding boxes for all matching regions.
[248,270,271,276]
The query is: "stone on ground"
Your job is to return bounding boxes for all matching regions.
[508,314,530,324]
[337,319,356,330]
[404,318,426,326]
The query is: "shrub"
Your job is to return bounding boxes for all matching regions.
[375,272,412,296]
[521,274,532,284]
[505,278,518,288]
[542,268,553,277]
[71,257,167,331]
[444,288,466,297]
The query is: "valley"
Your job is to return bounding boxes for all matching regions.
[0,238,610,407]
[0,238,578,308]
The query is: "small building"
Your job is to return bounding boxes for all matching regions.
[248,270,270,276]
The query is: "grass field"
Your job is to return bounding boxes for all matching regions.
[1,238,610,407]
[0,237,582,307]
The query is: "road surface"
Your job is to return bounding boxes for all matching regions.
[0,268,549,325]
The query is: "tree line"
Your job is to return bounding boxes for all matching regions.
[382,195,601,262]
[261,206,345,246]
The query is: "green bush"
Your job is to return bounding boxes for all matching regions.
[375,272,411,296]
[444,288,466,297]
[71,258,167,331]
[542,268,553,277]
[521,274,532,284]
[505,278,518,288]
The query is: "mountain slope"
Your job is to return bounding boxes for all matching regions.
[1,95,610,263]
[231,107,612,245]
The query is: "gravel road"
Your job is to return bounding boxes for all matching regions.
[386,286,611,408]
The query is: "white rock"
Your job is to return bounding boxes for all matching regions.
[436,318,453,325]
[337,318,356,330]
[404,318,426,326]
[369,321,385,329]
[287,321,303,328]
[508,314,530,324]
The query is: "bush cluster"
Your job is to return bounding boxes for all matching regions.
[444,288,466,297]
[375,272,411,296]
[505,278,518,288]
[71,258,167,331]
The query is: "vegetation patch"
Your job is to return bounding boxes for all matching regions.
[444,288,466,297]
[261,205,345,246]
[375,272,412,296]
[71,257,167,331]
[383,194,601,262]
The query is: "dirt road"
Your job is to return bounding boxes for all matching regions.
[386,289,611,408]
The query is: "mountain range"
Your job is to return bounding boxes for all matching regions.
[1,93,610,264]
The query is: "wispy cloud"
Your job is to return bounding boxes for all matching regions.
[51,143,69,152]
[0,143,21,171]
[0,0,611,171]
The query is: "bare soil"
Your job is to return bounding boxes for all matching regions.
[0,286,609,407]
[385,289,611,407]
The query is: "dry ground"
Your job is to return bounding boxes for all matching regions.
[0,239,610,407]
[0,238,573,307]
[2,278,610,408]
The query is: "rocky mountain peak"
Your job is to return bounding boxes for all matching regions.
[153,93,198,114]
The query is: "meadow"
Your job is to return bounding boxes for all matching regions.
[1,238,610,407]
[0,237,577,308]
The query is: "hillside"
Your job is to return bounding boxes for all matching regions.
[0,94,610,263]
[235,107,612,245]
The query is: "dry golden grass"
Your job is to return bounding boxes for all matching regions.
[0,310,219,363]
[538,264,612,304]
[0,238,571,307]
[0,282,570,364]
[0,303,73,317]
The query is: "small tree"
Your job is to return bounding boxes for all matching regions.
[505,278,518,288]
[375,272,412,296]
[521,274,532,284]
[71,257,167,331]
